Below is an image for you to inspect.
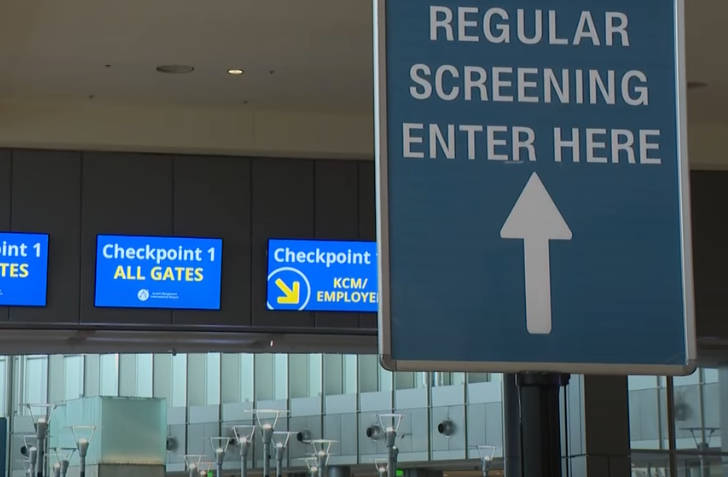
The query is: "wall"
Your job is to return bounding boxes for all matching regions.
[0,149,376,354]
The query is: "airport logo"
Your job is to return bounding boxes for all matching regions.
[137,288,150,302]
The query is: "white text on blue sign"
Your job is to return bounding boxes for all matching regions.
[403,7,663,165]
[267,239,378,312]
[0,233,49,306]
[95,235,223,310]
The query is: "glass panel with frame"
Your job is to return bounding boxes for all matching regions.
[100,354,119,396]
[64,355,84,401]
[323,354,357,396]
[290,354,322,398]
[21,355,48,415]
[628,375,669,451]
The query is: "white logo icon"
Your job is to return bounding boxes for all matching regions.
[137,289,150,302]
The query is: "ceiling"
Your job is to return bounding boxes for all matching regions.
[685,0,728,125]
[0,0,725,164]
[0,0,373,112]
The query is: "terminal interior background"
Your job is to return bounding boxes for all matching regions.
[0,0,726,477]
[0,354,725,477]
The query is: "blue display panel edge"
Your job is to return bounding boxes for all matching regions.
[266,238,378,312]
[94,235,223,310]
[0,232,49,307]
[375,0,695,375]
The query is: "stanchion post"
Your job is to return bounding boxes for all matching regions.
[210,437,231,477]
[377,414,402,477]
[70,425,96,477]
[184,454,203,477]
[233,425,256,477]
[253,410,286,477]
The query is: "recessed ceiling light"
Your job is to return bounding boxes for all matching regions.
[156,64,194,74]
[227,68,245,76]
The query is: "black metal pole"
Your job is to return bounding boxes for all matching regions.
[264,440,271,477]
[503,373,522,477]
[516,373,570,477]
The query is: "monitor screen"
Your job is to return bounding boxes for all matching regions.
[267,238,377,312]
[0,232,49,306]
[95,235,223,310]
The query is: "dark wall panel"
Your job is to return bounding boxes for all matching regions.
[80,152,173,325]
[173,156,252,326]
[314,160,359,328]
[691,171,728,341]
[251,158,315,328]
[358,161,377,329]
[10,150,81,323]
[0,150,378,342]
[0,151,11,322]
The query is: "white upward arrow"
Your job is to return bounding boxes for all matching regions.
[500,173,572,335]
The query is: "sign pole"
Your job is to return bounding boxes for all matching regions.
[502,374,522,477]
[516,373,570,477]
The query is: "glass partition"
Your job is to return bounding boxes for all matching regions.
[99,353,119,396]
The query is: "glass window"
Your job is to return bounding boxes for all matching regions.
[358,355,379,393]
[240,353,253,402]
[0,357,7,417]
[324,354,357,396]
[100,354,119,396]
[255,354,288,401]
[274,354,288,400]
[704,368,719,384]
[673,368,722,452]
[379,363,393,392]
[206,353,221,405]
[343,354,357,394]
[358,354,393,393]
[221,353,253,404]
[433,372,465,386]
[489,373,503,383]
[628,375,668,450]
[290,354,322,398]
[394,371,427,390]
[136,354,153,398]
[172,353,187,407]
[64,355,84,401]
[467,373,491,383]
[24,356,48,410]
[187,353,206,406]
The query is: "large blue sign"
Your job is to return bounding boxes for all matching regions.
[95,235,223,310]
[267,239,378,312]
[0,233,49,306]
[376,0,693,373]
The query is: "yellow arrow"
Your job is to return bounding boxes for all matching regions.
[275,278,300,304]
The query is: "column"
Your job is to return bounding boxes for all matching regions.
[568,375,630,477]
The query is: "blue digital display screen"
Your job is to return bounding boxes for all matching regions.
[0,232,49,306]
[267,239,378,312]
[95,235,223,310]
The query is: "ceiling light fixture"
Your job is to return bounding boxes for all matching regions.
[227,68,245,76]
[156,64,194,74]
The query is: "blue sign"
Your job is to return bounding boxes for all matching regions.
[0,233,49,306]
[376,0,693,373]
[267,239,378,312]
[95,235,223,310]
